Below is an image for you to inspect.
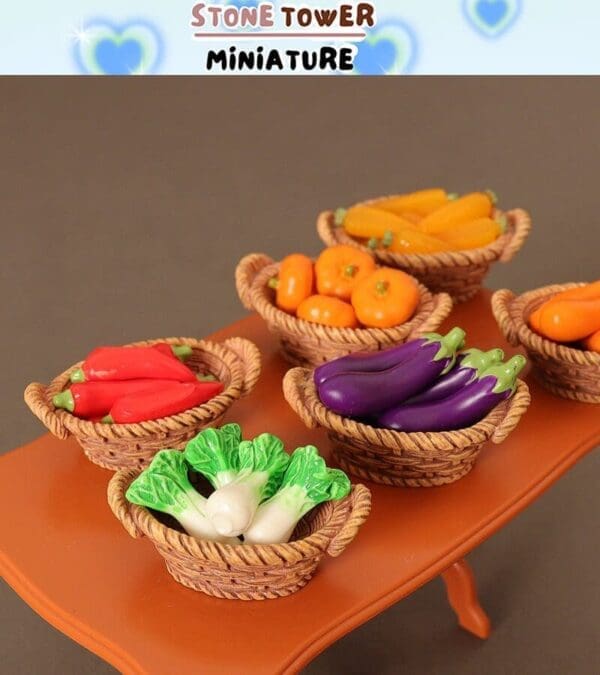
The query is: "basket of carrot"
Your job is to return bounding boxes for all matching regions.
[283,329,531,487]
[108,425,371,599]
[492,281,600,403]
[235,247,453,367]
[24,336,261,470]
[317,188,532,302]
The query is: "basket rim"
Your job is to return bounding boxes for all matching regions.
[109,467,365,565]
[27,336,260,441]
[284,366,530,456]
[317,199,531,268]
[497,283,600,367]
[242,257,452,344]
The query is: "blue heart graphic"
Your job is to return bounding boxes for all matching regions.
[95,39,143,75]
[74,20,163,75]
[464,0,520,38]
[354,39,397,75]
[476,0,508,27]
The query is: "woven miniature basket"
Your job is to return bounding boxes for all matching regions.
[24,337,262,471]
[108,469,371,600]
[317,202,532,303]
[283,368,531,487]
[492,284,600,403]
[235,253,453,368]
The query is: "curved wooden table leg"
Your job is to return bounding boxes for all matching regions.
[441,559,491,639]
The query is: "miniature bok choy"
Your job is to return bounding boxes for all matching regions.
[183,423,242,489]
[244,445,351,545]
[202,432,290,537]
[125,449,237,544]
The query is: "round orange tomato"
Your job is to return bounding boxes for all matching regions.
[315,245,376,301]
[351,269,419,328]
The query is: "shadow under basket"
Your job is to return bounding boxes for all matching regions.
[235,252,453,368]
[24,337,262,471]
[108,469,371,600]
[492,284,600,403]
[283,368,531,488]
[317,204,532,303]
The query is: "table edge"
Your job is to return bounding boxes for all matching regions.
[1,429,598,675]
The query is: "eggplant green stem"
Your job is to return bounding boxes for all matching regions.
[487,355,527,394]
[460,347,504,378]
[431,327,467,373]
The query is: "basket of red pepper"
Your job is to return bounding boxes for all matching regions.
[283,329,531,487]
[24,337,261,471]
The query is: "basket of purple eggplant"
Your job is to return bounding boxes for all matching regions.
[283,328,531,487]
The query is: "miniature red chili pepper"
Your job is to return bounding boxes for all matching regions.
[152,343,193,361]
[52,380,174,419]
[103,380,224,424]
[70,346,197,383]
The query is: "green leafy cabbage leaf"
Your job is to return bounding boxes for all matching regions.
[184,424,242,489]
[237,432,289,500]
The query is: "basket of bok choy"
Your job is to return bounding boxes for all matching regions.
[108,424,371,600]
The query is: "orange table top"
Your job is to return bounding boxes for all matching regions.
[1,290,599,675]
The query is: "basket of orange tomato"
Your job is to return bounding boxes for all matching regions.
[235,246,453,367]
[492,281,600,403]
[317,188,531,302]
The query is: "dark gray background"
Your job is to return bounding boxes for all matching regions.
[1,77,599,674]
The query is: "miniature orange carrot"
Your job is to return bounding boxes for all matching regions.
[552,280,600,302]
[399,211,424,225]
[315,245,376,301]
[528,306,543,333]
[419,192,496,235]
[534,298,600,342]
[386,228,449,254]
[582,329,600,353]
[437,217,504,250]
[297,295,358,328]
[272,254,314,313]
[351,268,419,328]
[372,189,451,216]
[342,205,418,240]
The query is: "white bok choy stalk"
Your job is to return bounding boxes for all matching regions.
[204,433,290,537]
[183,423,243,489]
[125,450,238,544]
[243,445,351,545]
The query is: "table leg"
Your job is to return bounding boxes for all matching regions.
[441,559,491,639]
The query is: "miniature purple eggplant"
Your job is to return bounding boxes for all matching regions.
[317,327,466,418]
[314,337,428,386]
[376,355,526,433]
[404,348,504,406]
